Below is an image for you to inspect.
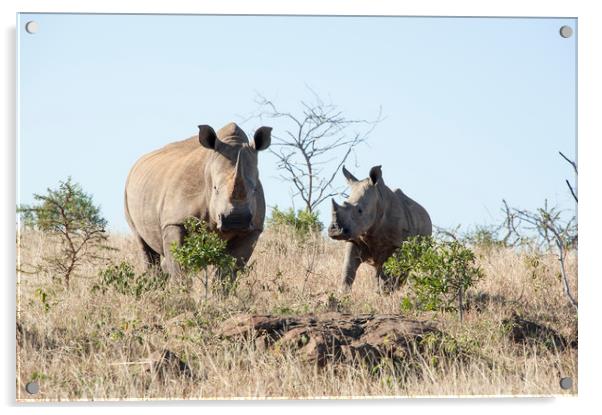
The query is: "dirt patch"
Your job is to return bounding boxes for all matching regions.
[218,312,450,367]
[502,312,575,351]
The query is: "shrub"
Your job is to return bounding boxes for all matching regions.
[434,224,508,250]
[384,236,483,316]
[92,261,169,298]
[267,206,323,237]
[18,177,112,286]
[170,218,237,297]
[462,225,506,249]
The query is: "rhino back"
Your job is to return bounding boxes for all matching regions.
[393,189,432,237]
[125,136,212,254]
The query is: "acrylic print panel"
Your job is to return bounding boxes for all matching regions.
[16,13,577,401]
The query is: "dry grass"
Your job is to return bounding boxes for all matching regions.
[16,227,578,401]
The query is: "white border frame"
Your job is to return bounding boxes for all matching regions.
[3,1,600,413]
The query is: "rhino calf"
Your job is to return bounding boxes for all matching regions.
[124,122,271,283]
[328,165,432,293]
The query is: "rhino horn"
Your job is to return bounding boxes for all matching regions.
[331,198,341,211]
[232,151,247,199]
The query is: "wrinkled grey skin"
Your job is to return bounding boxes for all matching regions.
[328,165,432,293]
[124,122,271,281]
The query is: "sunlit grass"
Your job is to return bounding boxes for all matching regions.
[16,227,577,400]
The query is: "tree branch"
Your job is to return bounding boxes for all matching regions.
[559,151,577,174]
[250,88,382,212]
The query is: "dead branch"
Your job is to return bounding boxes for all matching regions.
[559,151,578,203]
[510,203,577,310]
[565,180,578,203]
[559,151,577,174]
[250,89,383,212]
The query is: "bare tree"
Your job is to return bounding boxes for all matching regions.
[434,151,578,311]
[500,199,531,247]
[501,146,578,309]
[250,89,383,212]
[559,150,578,203]
[510,201,578,310]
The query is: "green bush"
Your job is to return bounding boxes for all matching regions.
[384,236,483,313]
[267,206,323,237]
[435,224,509,250]
[171,218,236,273]
[170,218,237,296]
[93,261,168,298]
[18,177,112,285]
[462,225,506,249]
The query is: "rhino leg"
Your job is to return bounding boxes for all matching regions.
[160,224,185,276]
[374,266,402,294]
[227,231,260,267]
[374,266,385,293]
[134,234,161,269]
[217,231,261,293]
[340,242,362,293]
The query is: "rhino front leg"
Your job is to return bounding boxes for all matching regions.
[374,265,402,294]
[161,224,185,277]
[227,231,261,268]
[374,266,385,293]
[218,230,261,294]
[340,242,362,293]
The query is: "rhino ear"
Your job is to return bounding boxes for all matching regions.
[198,125,218,150]
[369,165,382,185]
[342,166,359,184]
[252,126,272,151]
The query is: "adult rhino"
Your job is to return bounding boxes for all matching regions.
[328,165,432,293]
[124,122,271,280]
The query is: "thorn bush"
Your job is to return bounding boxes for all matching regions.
[93,261,169,298]
[384,236,483,314]
[18,177,112,286]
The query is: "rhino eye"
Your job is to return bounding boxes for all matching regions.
[358,207,363,215]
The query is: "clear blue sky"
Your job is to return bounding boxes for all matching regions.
[17,14,577,232]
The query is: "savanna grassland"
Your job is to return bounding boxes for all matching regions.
[16,226,577,401]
